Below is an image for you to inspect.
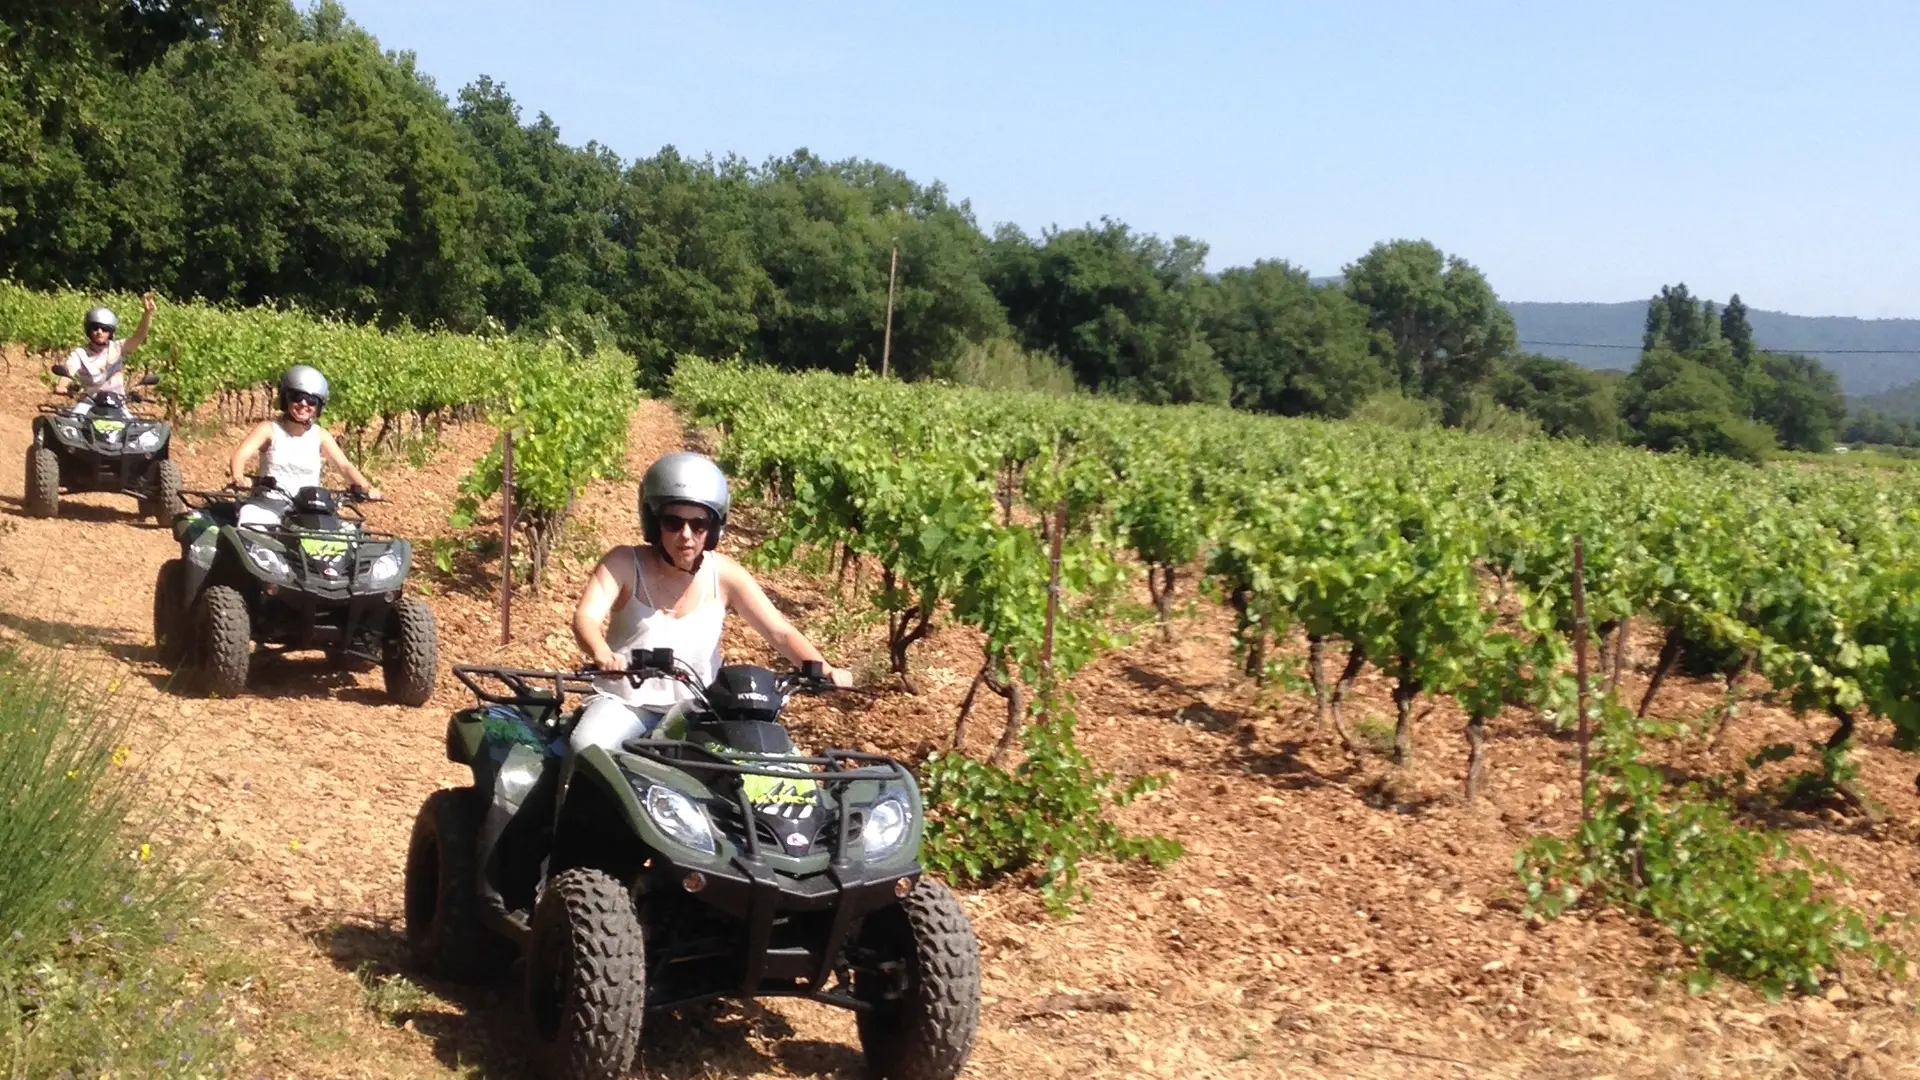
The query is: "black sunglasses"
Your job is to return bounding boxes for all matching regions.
[285,390,322,408]
[659,512,711,535]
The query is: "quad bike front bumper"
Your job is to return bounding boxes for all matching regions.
[658,849,920,1002]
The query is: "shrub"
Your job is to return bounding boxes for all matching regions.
[1516,699,1904,999]
[0,650,243,1076]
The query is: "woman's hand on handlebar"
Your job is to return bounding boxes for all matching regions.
[826,664,854,689]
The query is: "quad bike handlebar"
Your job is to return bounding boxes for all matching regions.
[178,477,376,519]
[453,649,837,716]
[584,648,833,701]
[40,365,164,412]
[235,475,378,503]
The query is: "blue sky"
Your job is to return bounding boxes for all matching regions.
[340,1,1920,319]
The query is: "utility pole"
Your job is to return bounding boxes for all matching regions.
[881,242,898,378]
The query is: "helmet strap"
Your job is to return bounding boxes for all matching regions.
[651,542,703,577]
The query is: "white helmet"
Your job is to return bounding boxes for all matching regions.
[83,307,118,336]
[640,452,730,551]
[278,364,330,413]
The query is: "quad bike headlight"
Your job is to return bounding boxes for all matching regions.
[128,427,165,453]
[860,797,911,860]
[644,785,716,856]
[366,552,404,588]
[243,541,291,581]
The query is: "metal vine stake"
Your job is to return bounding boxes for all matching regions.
[1573,534,1592,829]
[500,429,514,645]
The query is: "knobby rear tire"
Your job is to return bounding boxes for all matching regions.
[404,788,514,981]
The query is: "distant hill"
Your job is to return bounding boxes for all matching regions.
[1505,301,1920,397]
[1854,379,1920,419]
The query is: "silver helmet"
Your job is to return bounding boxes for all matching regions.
[640,452,730,551]
[83,307,118,336]
[278,364,330,412]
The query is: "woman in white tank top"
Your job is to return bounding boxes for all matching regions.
[228,365,380,527]
[570,453,851,754]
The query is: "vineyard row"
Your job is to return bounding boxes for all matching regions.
[670,358,1920,779]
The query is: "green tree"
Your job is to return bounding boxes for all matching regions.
[988,219,1227,405]
[1643,283,1720,354]
[1490,353,1622,442]
[1722,292,1755,364]
[1750,351,1846,453]
[454,75,626,336]
[751,154,1003,380]
[1198,260,1382,417]
[1341,239,1516,422]
[604,148,766,377]
[1620,349,1774,461]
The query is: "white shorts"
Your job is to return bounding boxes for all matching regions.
[236,499,285,528]
[570,695,668,754]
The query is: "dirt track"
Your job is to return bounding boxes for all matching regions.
[6,354,1920,1079]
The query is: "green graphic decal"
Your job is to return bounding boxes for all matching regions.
[741,769,819,807]
[299,537,350,557]
[481,713,546,749]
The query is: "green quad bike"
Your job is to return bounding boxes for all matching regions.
[152,476,438,705]
[26,364,181,522]
[407,649,980,1080]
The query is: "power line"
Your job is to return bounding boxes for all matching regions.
[1520,339,1920,355]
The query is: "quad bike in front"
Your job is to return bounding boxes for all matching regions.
[405,649,980,1080]
[152,477,438,705]
[25,364,181,523]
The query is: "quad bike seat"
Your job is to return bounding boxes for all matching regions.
[202,501,241,527]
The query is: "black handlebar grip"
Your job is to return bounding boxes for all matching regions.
[801,660,825,682]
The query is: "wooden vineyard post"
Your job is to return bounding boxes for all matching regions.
[1039,498,1067,720]
[500,429,514,645]
[881,242,898,379]
[1573,534,1591,830]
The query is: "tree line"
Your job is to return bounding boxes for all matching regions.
[2,0,1847,458]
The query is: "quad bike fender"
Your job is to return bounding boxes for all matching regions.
[173,506,220,547]
[36,413,88,451]
[558,746,726,869]
[447,704,551,770]
[178,524,227,603]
